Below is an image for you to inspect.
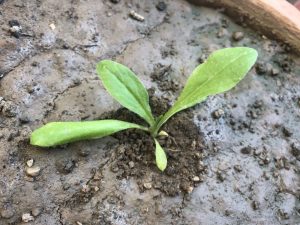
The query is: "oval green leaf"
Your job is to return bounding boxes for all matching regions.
[154,139,167,171]
[155,47,258,132]
[96,60,155,126]
[30,120,147,147]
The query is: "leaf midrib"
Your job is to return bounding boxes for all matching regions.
[105,65,154,125]
[175,51,250,109]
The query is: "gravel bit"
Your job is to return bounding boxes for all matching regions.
[22,213,34,222]
[232,31,244,41]
[156,2,167,11]
[212,108,225,119]
[26,159,34,167]
[31,207,42,217]
[25,166,41,177]
[129,10,145,22]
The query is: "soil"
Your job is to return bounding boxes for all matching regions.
[0,0,300,225]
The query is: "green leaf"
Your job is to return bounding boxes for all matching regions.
[155,47,258,133]
[30,120,147,147]
[154,139,167,171]
[96,60,155,126]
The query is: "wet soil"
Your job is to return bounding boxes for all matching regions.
[0,0,300,225]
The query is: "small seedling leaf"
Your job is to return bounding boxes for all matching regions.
[154,139,167,171]
[155,47,258,131]
[96,60,155,126]
[30,120,147,147]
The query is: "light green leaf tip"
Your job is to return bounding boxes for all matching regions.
[154,139,167,171]
[30,120,147,147]
[154,47,258,133]
[96,60,155,126]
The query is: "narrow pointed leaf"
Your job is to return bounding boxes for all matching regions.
[30,120,147,147]
[155,47,258,132]
[96,60,155,126]
[154,139,167,171]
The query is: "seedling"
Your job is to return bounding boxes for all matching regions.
[30,47,257,171]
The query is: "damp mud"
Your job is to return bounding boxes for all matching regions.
[0,0,300,224]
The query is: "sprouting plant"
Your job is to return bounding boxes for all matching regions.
[30,47,257,171]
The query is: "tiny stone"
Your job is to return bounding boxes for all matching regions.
[143,182,152,189]
[187,186,194,194]
[76,222,83,225]
[25,166,41,177]
[49,23,56,30]
[240,146,252,154]
[22,213,34,222]
[31,207,42,217]
[94,186,99,192]
[271,68,279,76]
[81,184,90,193]
[128,161,135,168]
[26,159,34,167]
[233,165,242,172]
[256,62,267,75]
[232,31,244,41]
[252,201,259,210]
[156,2,167,11]
[192,176,200,182]
[212,108,224,119]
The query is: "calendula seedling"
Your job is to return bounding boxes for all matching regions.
[31,47,258,171]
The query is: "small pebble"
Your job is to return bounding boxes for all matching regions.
[81,184,90,193]
[156,2,167,11]
[26,159,34,167]
[22,213,34,222]
[192,176,200,182]
[143,182,152,189]
[256,62,267,75]
[240,146,252,155]
[31,207,42,217]
[271,68,279,76]
[128,161,135,168]
[212,108,224,119]
[232,31,244,41]
[252,201,259,210]
[129,10,144,22]
[233,165,242,172]
[49,23,56,30]
[25,166,41,177]
[187,186,194,194]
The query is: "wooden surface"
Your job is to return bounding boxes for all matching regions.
[188,0,300,54]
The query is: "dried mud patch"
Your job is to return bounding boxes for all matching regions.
[101,96,208,196]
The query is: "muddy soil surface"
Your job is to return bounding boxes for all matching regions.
[0,0,300,225]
